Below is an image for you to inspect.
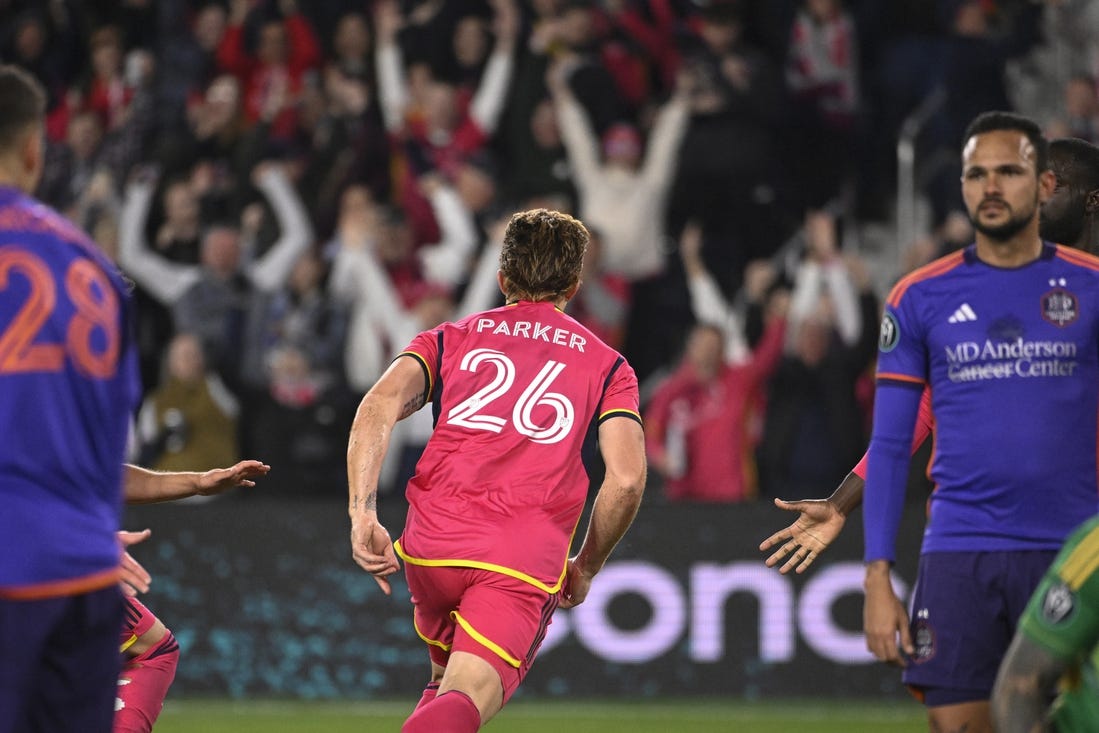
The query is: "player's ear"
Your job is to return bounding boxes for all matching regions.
[1086,188,1099,216]
[1038,169,1056,203]
[497,270,510,299]
[21,124,45,190]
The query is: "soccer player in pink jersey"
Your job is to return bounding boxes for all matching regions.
[347,208,646,733]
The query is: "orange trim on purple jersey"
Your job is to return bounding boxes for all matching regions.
[0,566,120,600]
[394,539,567,594]
[1054,245,1099,271]
[887,251,966,308]
[876,372,926,387]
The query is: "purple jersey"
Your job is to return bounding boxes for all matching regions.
[865,244,1099,561]
[0,186,140,598]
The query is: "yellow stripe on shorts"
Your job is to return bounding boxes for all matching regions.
[451,611,521,668]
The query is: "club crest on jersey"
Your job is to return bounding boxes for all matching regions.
[879,312,900,352]
[1041,288,1078,327]
[1041,581,1077,625]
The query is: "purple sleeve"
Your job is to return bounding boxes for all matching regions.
[863,380,924,562]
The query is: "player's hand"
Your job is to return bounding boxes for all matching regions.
[196,460,271,497]
[118,529,152,596]
[759,498,846,574]
[350,516,400,595]
[559,557,595,609]
[863,563,913,666]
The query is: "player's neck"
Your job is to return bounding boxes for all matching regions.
[974,230,1043,268]
[1079,219,1099,256]
[0,161,33,194]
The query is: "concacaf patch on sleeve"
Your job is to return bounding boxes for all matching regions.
[879,312,900,353]
[1041,581,1077,625]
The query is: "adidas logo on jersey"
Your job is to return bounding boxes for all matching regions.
[948,303,978,323]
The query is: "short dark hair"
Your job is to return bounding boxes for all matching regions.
[500,209,588,302]
[962,111,1049,174]
[0,65,46,154]
[1050,137,1099,193]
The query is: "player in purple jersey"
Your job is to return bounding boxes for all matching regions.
[864,112,1099,732]
[759,136,1099,576]
[347,209,646,733]
[0,65,141,733]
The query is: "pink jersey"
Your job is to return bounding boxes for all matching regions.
[853,387,934,479]
[393,301,641,592]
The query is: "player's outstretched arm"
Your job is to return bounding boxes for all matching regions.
[123,460,271,504]
[759,470,864,574]
[992,633,1067,733]
[347,356,426,594]
[562,417,646,609]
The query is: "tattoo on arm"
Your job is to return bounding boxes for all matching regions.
[398,393,426,420]
[350,490,378,513]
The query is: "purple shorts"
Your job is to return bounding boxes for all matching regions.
[902,550,1057,707]
[0,586,123,733]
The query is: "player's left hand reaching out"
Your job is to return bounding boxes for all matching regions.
[195,460,271,497]
[759,498,846,574]
[351,516,400,595]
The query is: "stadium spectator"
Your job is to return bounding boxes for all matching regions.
[137,333,240,477]
[347,209,646,732]
[785,0,861,211]
[119,161,312,389]
[566,226,631,352]
[216,0,322,141]
[330,11,373,83]
[669,0,787,297]
[374,0,517,246]
[3,6,84,113]
[328,175,478,394]
[1046,74,1099,143]
[0,64,140,733]
[757,236,878,499]
[547,56,689,280]
[154,1,228,130]
[646,222,787,502]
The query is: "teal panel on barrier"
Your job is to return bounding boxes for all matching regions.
[124,498,924,699]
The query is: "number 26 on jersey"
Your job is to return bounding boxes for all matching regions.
[446,348,575,444]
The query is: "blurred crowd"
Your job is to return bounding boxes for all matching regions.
[5,0,1098,500]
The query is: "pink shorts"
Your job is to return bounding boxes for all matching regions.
[404,563,559,703]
